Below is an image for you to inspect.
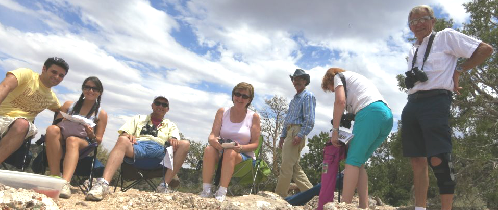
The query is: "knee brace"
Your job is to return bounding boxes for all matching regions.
[428,153,456,194]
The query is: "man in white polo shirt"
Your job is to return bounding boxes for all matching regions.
[402,5,493,210]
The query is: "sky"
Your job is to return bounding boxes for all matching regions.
[0,0,472,152]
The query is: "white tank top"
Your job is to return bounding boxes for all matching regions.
[220,107,255,158]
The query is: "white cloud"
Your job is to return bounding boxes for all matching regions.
[435,0,471,24]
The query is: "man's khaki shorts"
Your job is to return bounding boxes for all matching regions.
[0,116,37,139]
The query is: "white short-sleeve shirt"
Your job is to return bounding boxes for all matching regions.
[334,71,388,114]
[407,28,481,94]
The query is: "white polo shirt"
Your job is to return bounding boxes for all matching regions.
[407,28,481,95]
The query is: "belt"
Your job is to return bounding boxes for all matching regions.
[408,89,452,101]
[286,124,301,129]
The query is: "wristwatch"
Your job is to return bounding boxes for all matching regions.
[331,127,339,132]
[455,66,464,73]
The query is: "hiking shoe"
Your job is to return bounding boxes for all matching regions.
[200,189,213,198]
[215,189,226,202]
[59,182,71,199]
[85,180,109,201]
[156,183,171,193]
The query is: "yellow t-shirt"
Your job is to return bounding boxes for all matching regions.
[118,114,181,146]
[0,68,61,121]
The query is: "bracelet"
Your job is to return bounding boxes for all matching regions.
[239,145,243,153]
[331,127,339,132]
[455,66,464,73]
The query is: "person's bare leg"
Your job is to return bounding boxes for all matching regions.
[441,194,454,210]
[102,136,134,182]
[163,140,190,183]
[219,149,242,188]
[0,119,29,163]
[411,157,429,208]
[45,125,63,176]
[342,164,360,204]
[61,137,89,182]
[357,165,369,209]
[202,145,220,184]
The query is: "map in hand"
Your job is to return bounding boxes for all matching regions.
[329,129,354,145]
[60,112,96,127]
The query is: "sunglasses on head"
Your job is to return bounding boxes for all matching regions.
[233,92,250,99]
[82,85,100,92]
[154,101,169,108]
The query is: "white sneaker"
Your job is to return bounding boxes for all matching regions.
[85,180,109,201]
[215,189,226,201]
[156,183,171,193]
[59,182,71,199]
[200,189,213,198]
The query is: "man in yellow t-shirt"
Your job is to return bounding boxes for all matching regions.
[0,57,69,165]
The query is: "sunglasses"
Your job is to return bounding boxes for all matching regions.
[82,85,100,92]
[154,101,169,108]
[233,92,250,99]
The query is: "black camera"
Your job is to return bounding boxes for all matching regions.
[140,124,158,137]
[331,113,356,129]
[404,67,428,89]
[218,137,237,149]
[218,138,234,144]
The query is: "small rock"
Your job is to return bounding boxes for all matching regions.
[323,202,337,210]
[375,196,384,206]
[76,201,88,206]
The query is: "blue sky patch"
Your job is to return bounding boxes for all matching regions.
[170,20,220,60]
[0,5,47,33]
[296,46,339,69]
[192,80,232,95]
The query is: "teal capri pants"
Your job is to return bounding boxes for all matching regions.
[346,101,393,167]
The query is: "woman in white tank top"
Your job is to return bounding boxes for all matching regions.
[44,76,108,199]
[200,82,261,201]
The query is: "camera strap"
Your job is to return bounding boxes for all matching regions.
[337,73,351,113]
[411,32,436,71]
[338,73,347,99]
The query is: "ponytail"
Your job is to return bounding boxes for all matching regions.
[71,93,85,115]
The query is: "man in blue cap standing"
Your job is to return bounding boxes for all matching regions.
[275,69,315,198]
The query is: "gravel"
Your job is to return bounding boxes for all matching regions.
[0,183,399,210]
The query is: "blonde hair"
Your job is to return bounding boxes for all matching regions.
[409,5,435,21]
[232,82,255,108]
[321,68,346,92]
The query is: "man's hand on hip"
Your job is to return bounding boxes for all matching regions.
[452,71,462,95]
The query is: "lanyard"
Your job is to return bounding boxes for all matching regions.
[411,32,436,71]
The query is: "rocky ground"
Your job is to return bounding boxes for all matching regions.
[0,183,404,210]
